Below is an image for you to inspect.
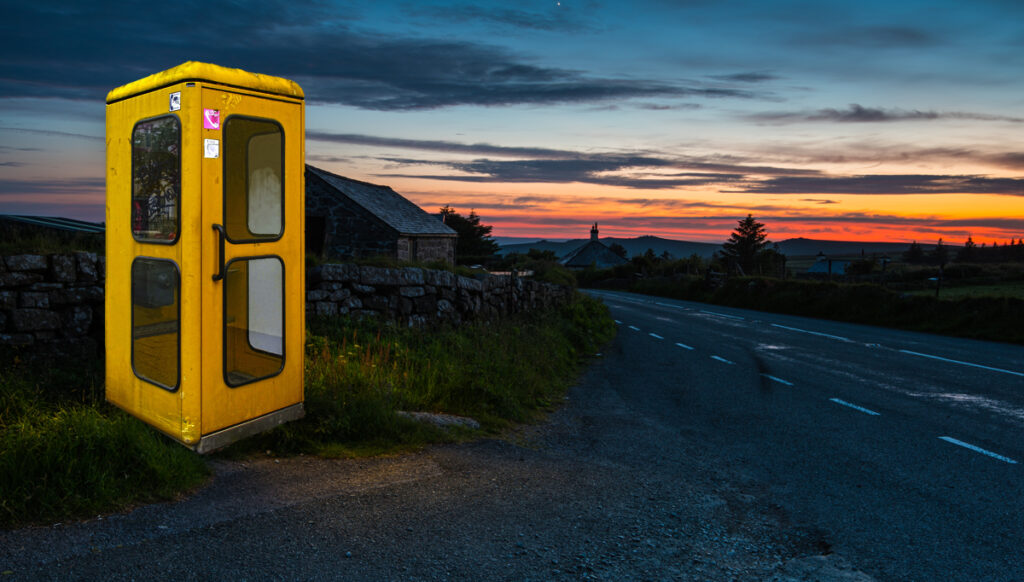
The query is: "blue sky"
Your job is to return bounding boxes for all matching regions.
[1,0,1022,242]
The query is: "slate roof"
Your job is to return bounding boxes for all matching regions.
[0,214,106,234]
[806,259,850,275]
[306,165,456,237]
[560,240,628,269]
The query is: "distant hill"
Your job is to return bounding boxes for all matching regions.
[498,235,936,260]
[499,235,719,259]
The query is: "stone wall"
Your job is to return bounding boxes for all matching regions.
[308,264,573,327]
[0,253,573,358]
[0,252,105,358]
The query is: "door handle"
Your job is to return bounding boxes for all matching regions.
[212,224,226,282]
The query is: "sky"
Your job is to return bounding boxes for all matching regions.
[1,0,1022,244]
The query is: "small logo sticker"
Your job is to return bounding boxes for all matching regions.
[204,139,220,159]
[169,92,181,112]
[203,109,221,130]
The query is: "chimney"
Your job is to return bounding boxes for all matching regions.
[590,222,599,241]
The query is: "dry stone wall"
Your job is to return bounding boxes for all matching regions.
[307,263,573,327]
[0,253,573,358]
[0,252,105,358]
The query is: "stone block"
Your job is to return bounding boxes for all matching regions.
[11,309,62,332]
[5,254,48,272]
[19,291,50,309]
[359,266,399,286]
[50,287,85,305]
[61,305,93,337]
[328,288,351,302]
[363,295,388,311]
[97,256,106,280]
[424,269,456,288]
[33,331,57,341]
[51,254,77,283]
[307,289,330,301]
[0,272,43,287]
[341,296,362,310]
[30,282,64,292]
[400,286,426,298]
[456,276,483,292]
[318,263,359,282]
[413,295,435,313]
[398,268,425,286]
[0,333,34,346]
[352,284,376,294]
[75,252,99,282]
[314,301,338,317]
[81,286,104,302]
[437,299,454,314]
[0,290,16,310]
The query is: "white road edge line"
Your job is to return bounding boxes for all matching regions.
[614,320,622,324]
[772,324,852,343]
[628,325,641,331]
[711,355,735,365]
[700,310,745,321]
[649,333,664,340]
[761,374,794,386]
[675,342,695,350]
[939,436,1018,464]
[829,398,880,416]
[899,350,1024,378]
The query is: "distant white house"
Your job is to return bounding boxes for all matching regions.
[560,223,628,270]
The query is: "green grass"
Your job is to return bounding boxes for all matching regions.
[907,282,1024,300]
[1,293,615,525]
[0,355,209,528]
[223,292,615,457]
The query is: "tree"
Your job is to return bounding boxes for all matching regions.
[903,241,925,264]
[608,243,628,259]
[929,238,948,266]
[956,235,976,262]
[440,206,500,264]
[721,214,769,275]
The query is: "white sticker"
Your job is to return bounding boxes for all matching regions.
[169,92,181,112]
[204,139,220,159]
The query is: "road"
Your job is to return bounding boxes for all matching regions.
[2,289,1022,581]
[586,289,1024,581]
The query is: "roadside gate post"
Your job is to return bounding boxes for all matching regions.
[105,62,305,453]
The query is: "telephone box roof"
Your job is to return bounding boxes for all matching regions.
[106,61,304,104]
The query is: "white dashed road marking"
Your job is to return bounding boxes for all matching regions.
[700,310,745,321]
[829,398,880,416]
[761,374,794,386]
[649,333,664,340]
[628,325,641,331]
[900,350,1024,378]
[772,324,852,343]
[710,355,735,365]
[675,342,694,350]
[939,436,1018,464]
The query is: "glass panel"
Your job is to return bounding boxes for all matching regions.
[132,116,180,242]
[224,117,283,241]
[224,257,283,387]
[132,258,179,390]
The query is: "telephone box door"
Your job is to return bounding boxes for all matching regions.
[199,87,304,439]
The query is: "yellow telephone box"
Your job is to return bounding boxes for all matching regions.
[105,62,305,453]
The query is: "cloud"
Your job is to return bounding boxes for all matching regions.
[408,4,594,33]
[0,0,767,110]
[801,198,839,205]
[0,177,105,197]
[730,174,1024,196]
[747,104,1024,124]
[795,26,939,49]
[0,126,103,141]
[709,73,780,83]
[308,132,571,159]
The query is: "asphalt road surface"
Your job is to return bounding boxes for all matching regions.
[586,289,1024,581]
[2,290,1022,581]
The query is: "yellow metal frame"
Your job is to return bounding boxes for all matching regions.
[106,62,305,452]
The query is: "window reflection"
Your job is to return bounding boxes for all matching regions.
[132,116,180,242]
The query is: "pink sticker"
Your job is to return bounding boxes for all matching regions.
[203,109,221,130]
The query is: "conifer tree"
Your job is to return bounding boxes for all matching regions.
[721,214,769,274]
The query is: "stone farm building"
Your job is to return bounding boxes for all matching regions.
[305,165,457,264]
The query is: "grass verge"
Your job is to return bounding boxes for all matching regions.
[1,292,615,525]
[0,355,209,528]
